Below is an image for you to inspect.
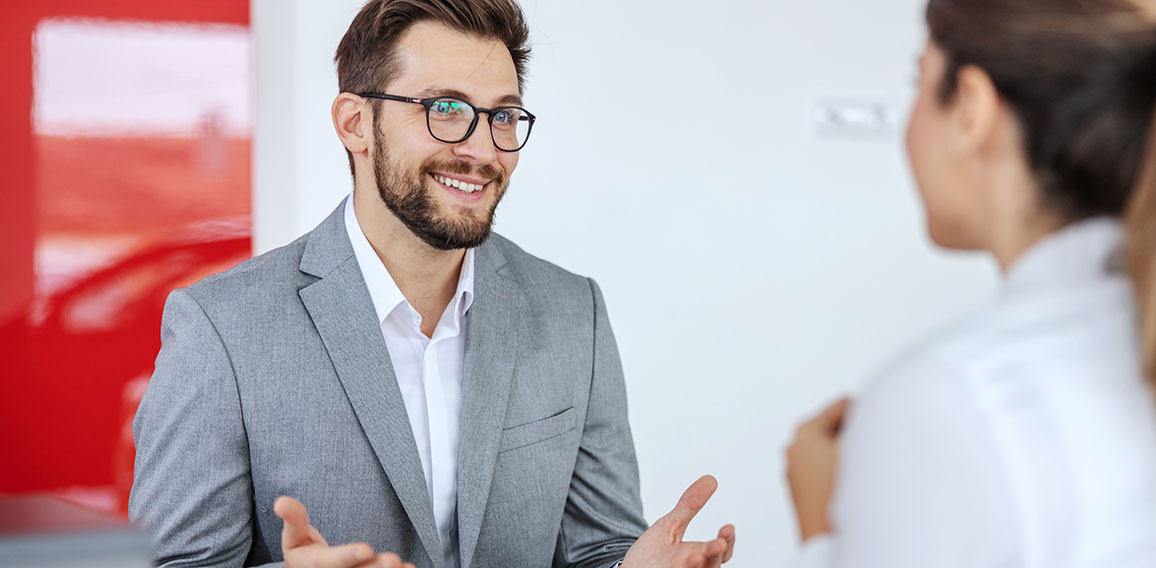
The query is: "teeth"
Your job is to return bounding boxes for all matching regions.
[435,175,483,193]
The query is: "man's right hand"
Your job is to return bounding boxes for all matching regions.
[274,496,415,568]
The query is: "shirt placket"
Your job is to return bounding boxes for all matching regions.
[420,307,459,567]
[423,334,450,517]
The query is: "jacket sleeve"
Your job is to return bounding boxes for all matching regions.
[129,289,267,567]
[553,279,649,568]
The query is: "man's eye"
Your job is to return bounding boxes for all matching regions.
[493,109,519,124]
[433,101,462,115]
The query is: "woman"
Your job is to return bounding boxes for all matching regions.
[786,1,1156,567]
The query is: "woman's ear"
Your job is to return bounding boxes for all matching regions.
[332,92,370,155]
[948,64,1001,158]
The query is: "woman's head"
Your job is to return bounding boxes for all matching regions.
[908,0,1156,250]
[907,0,1156,378]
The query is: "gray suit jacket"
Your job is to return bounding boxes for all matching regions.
[129,201,648,568]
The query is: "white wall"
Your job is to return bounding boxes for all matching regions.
[253,0,365,251]
[253,2,1000,566]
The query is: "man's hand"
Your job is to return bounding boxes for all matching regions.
[785,397,851,542]
[622,475,735,568]
[274,496,415,568]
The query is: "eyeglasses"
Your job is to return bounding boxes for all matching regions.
[359,93,536,152]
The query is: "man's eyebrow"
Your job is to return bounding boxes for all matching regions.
[415,87,471,100]
[415,87,524,107]
[495,94,523,107]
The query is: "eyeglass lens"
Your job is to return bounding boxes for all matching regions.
[427,98,530,151]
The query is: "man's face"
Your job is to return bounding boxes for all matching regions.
[371,21,522,250]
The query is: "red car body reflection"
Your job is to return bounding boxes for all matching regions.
[0,222,251,514]
[0,0,250,518]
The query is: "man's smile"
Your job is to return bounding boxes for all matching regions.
[430,171,491,199]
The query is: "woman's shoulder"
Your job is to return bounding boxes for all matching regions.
[863,279,1136,413]
[858,307,1001,403]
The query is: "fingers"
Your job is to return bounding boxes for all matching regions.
[660,475,719,540]
[793,398,853,446]
[275,496,322,549]
[316,542,374,568]
[353,552,412,568]
[686,534,733,568]
[702,536,730,568]
[810,398,851,434]
[274,498,408,568]
[718,524,735,562]
[679,538,727,568]
[682,551,704,568]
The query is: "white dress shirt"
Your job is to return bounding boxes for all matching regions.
[791,218,1156,568]
[345,197,473,568]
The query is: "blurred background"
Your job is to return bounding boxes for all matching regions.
[0,1,999,566]
[0,0,252,516]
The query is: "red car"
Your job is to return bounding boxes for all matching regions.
[0,218,251,516]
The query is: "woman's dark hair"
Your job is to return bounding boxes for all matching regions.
[927,0,1156,384]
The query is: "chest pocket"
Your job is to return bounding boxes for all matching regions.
[498,406,577,453]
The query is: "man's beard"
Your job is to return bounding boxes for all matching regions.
[372,129,508,251]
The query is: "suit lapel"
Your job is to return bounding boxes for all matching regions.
[456,240,525,568]
[297,201,444,568]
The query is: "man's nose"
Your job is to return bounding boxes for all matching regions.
[451,116,499,163]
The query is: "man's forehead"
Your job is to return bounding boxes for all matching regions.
[391,21,520,102]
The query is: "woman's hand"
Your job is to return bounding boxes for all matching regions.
[786,397,851,542]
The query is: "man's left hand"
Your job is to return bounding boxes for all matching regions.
[622,475,735,568]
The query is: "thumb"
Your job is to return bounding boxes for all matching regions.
[660,475,718,540]
[274,496,318,549]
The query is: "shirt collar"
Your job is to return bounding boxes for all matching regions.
[1002,216,1124,296]
[344,195,475,326]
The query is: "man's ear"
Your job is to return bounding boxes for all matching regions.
[948,64,1001,158]
[332,92,370,156]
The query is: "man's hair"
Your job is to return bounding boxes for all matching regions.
[335,0,532,176]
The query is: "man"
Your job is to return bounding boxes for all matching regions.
[129,1,734,567]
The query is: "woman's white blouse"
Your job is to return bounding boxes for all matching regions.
[791,219,1156,568]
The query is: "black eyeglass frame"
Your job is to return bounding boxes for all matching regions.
[358,92,536,152]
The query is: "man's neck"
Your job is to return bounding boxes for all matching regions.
[352,190,465,338]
